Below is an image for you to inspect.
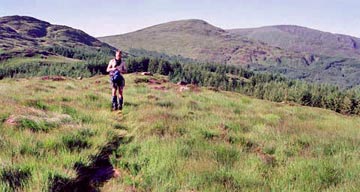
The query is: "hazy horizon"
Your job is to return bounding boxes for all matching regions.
[1,0,360,38]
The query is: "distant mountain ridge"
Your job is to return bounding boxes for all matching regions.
[0,15,114,60]
[228,25,360,59]
[99,19,304,65]
[98,19,360,88]
[99,19,360,64]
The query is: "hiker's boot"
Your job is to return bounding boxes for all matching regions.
[112,96,118,111]
[118,97,123,110]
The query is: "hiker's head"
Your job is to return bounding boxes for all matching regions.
[115,50,122,60]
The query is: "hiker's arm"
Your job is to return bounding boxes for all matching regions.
[120,61,127,74]
[106,61,116,73]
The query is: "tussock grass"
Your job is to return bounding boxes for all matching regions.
[62,128,96,152]
[0,165,32,191]
[0,113,10,123]
[25,99,49,110]
[1,74,360,191]
[17,118,58,132]
[155,100,175,108]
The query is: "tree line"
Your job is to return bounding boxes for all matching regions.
[126,56,360,115]
[0,46,113,79]
[1,45,359,115]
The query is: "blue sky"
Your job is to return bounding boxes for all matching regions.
[1,0,359,37]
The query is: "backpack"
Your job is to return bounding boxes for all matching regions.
[111,59,123,83]
[111,69,122,83]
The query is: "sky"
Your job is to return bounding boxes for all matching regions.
[1,0,359,37]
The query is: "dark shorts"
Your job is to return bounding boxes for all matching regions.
[110,76,125,89]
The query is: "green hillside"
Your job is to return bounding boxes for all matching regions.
[98,19,360,88]
[0,74,359,191]
[0,16,118,81]
[0,15,113,53]
[0,15,115,76]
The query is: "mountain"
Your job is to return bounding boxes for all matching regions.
[99,19,306,65]
[228,25,360,59]
[0,15,114,60]
[99,19,360,88]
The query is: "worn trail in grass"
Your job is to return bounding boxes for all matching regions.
[0,74,360,191]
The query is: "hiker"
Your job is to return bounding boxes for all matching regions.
[107,50,127,110]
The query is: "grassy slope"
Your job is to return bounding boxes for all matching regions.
[1,55,83,67]
[0,74,359,191]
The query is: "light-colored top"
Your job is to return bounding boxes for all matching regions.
[107,59,127,76]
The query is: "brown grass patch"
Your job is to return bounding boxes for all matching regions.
[41,76,66,81]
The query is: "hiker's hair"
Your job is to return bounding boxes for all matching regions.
[115,50,122,65]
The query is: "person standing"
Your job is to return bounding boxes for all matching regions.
[106,50,127,110]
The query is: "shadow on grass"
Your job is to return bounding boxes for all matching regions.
[0,166,32,191]
[62,129,95,152]
[48,135,133,192]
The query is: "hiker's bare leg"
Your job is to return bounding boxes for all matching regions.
[112,88,117,96]
[118,87,123,99]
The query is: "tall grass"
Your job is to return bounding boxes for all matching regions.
[0,74,359,191]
